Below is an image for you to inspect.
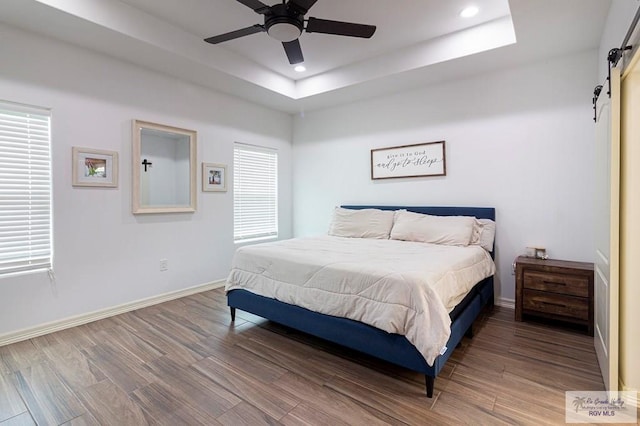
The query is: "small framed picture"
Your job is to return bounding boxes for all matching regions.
[72,147,118,187]
[202,163,227,192]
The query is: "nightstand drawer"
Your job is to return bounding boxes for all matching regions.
[522,289,589,320]
[523,270,589,297]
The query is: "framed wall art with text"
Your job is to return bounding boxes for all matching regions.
[371,141,446,180]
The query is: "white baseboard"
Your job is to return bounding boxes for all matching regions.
[620,381,639,410]
[496,297,515,310]
[0,280,225,347]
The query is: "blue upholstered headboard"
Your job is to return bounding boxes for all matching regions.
[341,205,495,221]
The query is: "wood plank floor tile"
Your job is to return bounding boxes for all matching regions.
[440,376,496,411]
[325,374,454,425]
[193,291,232,311]
[326,351,433,390]
[253,323,429,391]
[513,324,595,352]
[235,337,335,386]
[463,343,603,391]
[193,356,299,420]
[158,296,227,323]
[184,320,256,356]
[0,412,36,426]
[508,343,602,377]
[93,326,164,364]
[153,308,218,340]
[491,400,563,426]
[130,381,223,426]
[317,350,428,396]
[495,370,579,413]
[181,294,245,327]
[197,342,289,384]
[272,372,401,425]
[132,314,207,345]
[144,356,240,417]
[279,402,352,426]
[431,390,514,425]
[110,311,154,333]
[29,333,63,350]
[77,380,149,425]
[132,311,208,346]
[493,392,567,425]
[80,344,154,394]
[0,289,608,425]
[0,374,26,422]
[501,356,604,391]
[216,401,281,426]
[42,343,106,393]
[122,324,204,367]
[466,330,514,354]
[12,362,86,425]
[455,349,507,376]
[240,324,332,361]
[59,413,101,426]
[0,341,46,374]
[49,326,98,350]
[83,317,120,334]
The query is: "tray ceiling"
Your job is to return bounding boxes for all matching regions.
[0,0,611,113]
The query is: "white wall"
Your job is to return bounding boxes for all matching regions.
[140,133,190,207]
[0,24,293,336]
[292,51,597,304]
[598,0,639,82]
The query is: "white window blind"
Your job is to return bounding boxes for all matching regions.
[234,143,278,242]
[0,102,52,276]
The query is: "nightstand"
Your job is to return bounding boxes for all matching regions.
[515,256,594,335]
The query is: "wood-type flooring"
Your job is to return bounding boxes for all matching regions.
[0,288,609,425]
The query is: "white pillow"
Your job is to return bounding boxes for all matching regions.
[328,207,395,239]
[389,210,475,246]
[471,218,496,252]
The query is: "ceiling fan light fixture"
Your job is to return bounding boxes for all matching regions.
[460,6,479,18]
[267,22,303,42]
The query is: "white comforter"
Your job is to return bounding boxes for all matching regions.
[225,236,495,365]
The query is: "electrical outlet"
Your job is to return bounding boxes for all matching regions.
[159,259,168,272]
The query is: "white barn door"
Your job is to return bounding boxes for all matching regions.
[594,67,620,393]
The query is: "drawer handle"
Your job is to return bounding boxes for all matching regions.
[543,280,566,286]
[540,301,567,308]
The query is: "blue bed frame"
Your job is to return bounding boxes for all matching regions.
[227,206,495,397]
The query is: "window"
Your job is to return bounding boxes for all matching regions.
[0,101,52,276]
[233,143,278,242]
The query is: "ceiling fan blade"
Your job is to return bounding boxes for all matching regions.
[306,17,376,38]
[287,0,318,15]
[236,0,270,14]
[204,24,265,44]
[282,40,304,64]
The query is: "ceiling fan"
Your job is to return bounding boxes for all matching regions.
[204,0,377,65]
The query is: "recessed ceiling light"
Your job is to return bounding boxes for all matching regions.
[460,6,479,18]
[294,65,306,72]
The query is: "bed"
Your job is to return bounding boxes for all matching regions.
[226,206,496,397]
